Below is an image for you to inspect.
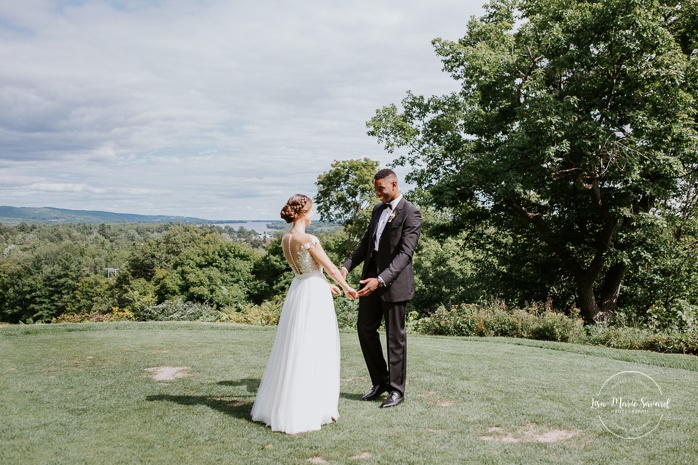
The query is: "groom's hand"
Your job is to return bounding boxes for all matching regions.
[340,267,348,279]
[357,278,379,297]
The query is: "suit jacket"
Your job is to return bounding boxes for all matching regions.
[343,197,422,302]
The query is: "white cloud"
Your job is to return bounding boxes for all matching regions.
[27,182,106,193]
[0,0,484,219]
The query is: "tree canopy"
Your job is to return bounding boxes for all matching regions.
[315,158,380,254]
[368,0,698,323]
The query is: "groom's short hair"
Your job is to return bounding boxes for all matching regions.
[374,169,397,182]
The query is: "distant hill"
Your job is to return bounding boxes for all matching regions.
[0,206,219,225]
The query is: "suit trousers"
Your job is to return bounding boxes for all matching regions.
[357,256,407,395]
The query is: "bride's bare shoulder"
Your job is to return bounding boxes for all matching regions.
[301,233,321,249]
[286,231,317,246]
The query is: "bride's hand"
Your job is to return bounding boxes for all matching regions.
[329,284,342,296]
[345,288,359,301]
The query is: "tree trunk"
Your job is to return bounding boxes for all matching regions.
[505,192,623,325]
[576,273,601,324]
[574,263,627,324]
[599,263,627,314]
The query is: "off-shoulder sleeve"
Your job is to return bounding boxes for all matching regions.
[300,236,319,251]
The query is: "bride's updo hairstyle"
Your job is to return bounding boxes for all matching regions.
[280,194,312,223]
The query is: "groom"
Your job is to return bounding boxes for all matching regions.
[341,169,422,408]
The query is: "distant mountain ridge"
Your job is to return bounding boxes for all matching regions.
[0,206,222,224]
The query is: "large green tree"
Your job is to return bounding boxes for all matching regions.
[117,225,259,310]
[315,158,380,255]
[368,0,698,323]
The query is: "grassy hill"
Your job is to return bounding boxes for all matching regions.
[0,206,215,224]
[1,322,696,464]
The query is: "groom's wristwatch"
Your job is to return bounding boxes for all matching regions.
[377,276,386,287]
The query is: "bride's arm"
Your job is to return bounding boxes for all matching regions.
[307,240,358,300]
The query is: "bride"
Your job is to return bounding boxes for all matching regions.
[251,194,358,434]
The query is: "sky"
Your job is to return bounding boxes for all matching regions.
[0,0,484,220]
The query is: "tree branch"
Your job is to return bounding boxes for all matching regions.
[515,46,544,105]
[504,198,583,276]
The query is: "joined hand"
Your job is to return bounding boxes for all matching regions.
[357,278,380,297]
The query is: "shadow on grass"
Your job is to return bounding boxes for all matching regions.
[147,394,255,421]
[217,378,260,393]
[146,378,262,421]
[148,377,368,421]
[217,378,366,402]
[340,392,366,401]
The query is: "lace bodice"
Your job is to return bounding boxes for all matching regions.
[284,234,322,275]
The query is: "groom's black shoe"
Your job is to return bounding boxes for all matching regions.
[361,384,389,401]
[379,391,404,408]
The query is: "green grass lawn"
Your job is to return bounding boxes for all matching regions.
[1,322,697,465]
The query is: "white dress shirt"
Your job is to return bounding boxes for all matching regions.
[374,194,402,251]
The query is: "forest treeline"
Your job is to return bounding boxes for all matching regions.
[1,203,697,353]
[1,207,696,333]
[0,222,273,324]
[0,219,463,325]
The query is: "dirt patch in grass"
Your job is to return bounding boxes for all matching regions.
[145,366,189,381]
[307,457,328,464]
[432,400,456,407]
[416,391,455,406]
[480,423,578,443]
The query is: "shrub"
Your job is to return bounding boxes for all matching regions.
[224,296,283,326]
[530,306,586,343]
[646,331,698,355]
[646,300,698,332]
[587,325,698,355]
[586,325,651,350]
[413,300,586,343]
[134,298,220,322]
[52,312,109,324]
[334,297,358,330]
[222,295,361,329]
[52,307,135,324]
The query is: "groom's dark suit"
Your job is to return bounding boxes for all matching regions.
[343,197,421,396]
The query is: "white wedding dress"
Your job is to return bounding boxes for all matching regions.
[250,234,340,434]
